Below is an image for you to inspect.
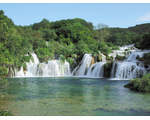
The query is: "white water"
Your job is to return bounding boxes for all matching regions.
[86,62,106,78]
[72,54,92,76]
[72,53,106,78]
[110,49,150,80]
[13,52,71,77]
[108,44,137,60]
[12,45,150,79]
[113,62,147,80]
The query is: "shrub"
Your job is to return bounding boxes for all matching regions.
[66,57,75,71]
[0,111,13,116]
[124,73,150,92]
[106,55,113,61]
[0,78,7,87]
[92,52,97,57]
[60,55,66,63]
[112,46,120,50]
[115,54,126,61]
[23,63,27,71]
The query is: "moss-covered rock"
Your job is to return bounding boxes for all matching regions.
[104,61,114,77]
[137,53,150,68]
[97,55,102,62]
[106,56,113,61]
[115,54,126,61]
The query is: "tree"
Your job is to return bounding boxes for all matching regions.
[75,40,90,52]
[98,42,111,55]
[42,29,57,42]
[95,23,110,42]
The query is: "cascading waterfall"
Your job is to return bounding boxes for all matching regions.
[111,50,150,80]
[72,54,92,76]
[13,52,71,77]
[86,62,106,78]
[12,45,150,79]
[72,53,106,78]
[113,62,147,79]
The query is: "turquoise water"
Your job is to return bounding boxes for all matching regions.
[0,77,150,116]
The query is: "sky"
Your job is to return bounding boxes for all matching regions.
[0,2,150,28]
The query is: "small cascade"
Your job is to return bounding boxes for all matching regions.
[31,52,40,64]
[72,53,106,78]
[86,62,106,78]
[72,54,92,76]
[110,62,117,78]
[16,66,25,77]
[114,62,147,79]
[36,60,71,77]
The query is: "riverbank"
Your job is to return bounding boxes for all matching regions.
[124,73,150,92]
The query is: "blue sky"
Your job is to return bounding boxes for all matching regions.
[0,3,150,28]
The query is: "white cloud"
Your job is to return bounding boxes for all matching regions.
[137,12,150,22]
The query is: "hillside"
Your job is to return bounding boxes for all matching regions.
[109,23,150,35]
[127,23,150,35]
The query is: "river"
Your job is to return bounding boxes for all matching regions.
[0,77,150,116]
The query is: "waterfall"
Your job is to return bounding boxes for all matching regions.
[86,62,106,78]
[72,53,106,78]
[30,52,40,64]
[110,62,117,78]
[72,54,92,76]
[114,62,147,79]
[110,50,150,80]
[13,52,71,77]
[11,46,150,79]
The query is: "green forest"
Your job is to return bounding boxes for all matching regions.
[0,9,150,85]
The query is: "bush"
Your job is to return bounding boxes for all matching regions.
[0,111,13,116]
[112,46,120,50]
[60,55,66,63]
[106,55,113,61]
[92,52,97,57]
[23,63,27,71]
[124,73,150,92]
[66,57,75,71]
[115,54,126,61]
[0,78,7,87]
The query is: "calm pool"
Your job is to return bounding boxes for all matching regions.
[0,77,150,116]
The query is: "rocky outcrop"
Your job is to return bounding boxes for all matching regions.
[90,57,95,66]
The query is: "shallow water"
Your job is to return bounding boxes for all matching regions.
[0,77,150,116]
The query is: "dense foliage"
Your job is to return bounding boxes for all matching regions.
[106,31,138,46]
[124,73,150,92]
[127,23,150,35]
[109,23,150,35]
[0,111,13,116]
[0,9,150,82]
[134,33,150,49]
